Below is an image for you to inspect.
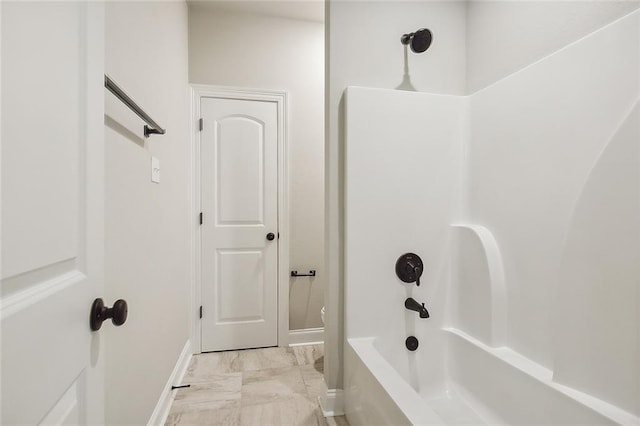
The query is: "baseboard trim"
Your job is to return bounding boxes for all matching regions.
[147,340,192,426]
[288,327,324,346]
[319,388,345,417]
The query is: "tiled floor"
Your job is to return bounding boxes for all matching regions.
[166,344,349,426]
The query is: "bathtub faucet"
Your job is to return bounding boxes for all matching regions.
[405,297,430,318]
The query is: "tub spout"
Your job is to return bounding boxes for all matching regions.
[405,297,430,318]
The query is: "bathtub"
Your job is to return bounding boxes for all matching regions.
[342,84,640,425]
[343,10,640,425]
[344,328,638,425]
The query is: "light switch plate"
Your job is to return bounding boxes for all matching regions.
[151,156,160,183]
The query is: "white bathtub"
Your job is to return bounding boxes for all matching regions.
[343,10,640,425]
[342,85,640,425]
[344,329,638,425]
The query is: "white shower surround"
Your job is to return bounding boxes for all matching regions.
[344,9,639,426]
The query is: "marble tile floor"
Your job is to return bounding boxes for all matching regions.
[166,344,349,426]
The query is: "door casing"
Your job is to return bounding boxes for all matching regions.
[190,85,289,354]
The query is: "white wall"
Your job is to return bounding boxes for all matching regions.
[466,1,640,92]
[188,5,325,331]
[104,2,190,424]
[343,87,465,387]
[326,0,467,391]
[466,9,639,412]
[554,100,639,414]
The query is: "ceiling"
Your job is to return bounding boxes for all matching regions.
[187,0,325,23]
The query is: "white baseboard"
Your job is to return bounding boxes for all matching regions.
[147,340,192,426]
[288,327,324,346]
[319,388,344,417]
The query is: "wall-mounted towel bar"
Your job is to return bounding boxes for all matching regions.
[291,270,316,277]
[104,74,166,138]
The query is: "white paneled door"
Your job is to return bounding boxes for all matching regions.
[200,97,279,352]
[1,2,104,424]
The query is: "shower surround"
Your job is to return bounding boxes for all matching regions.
[344,9,639,425]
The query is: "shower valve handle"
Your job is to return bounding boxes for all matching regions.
[396,253,424,286]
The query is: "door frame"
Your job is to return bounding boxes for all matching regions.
[190,85,290,354]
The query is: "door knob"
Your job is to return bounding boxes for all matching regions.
[266,232,275,241]
[90,298,128,331]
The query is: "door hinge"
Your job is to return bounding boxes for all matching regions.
[199,306,203,319]
[199,212,203,225]
[199,118,203,131]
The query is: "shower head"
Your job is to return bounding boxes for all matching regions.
[401,28,433,53]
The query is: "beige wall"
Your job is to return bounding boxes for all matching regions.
[104,2,191,424]
[188,5,326,330]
